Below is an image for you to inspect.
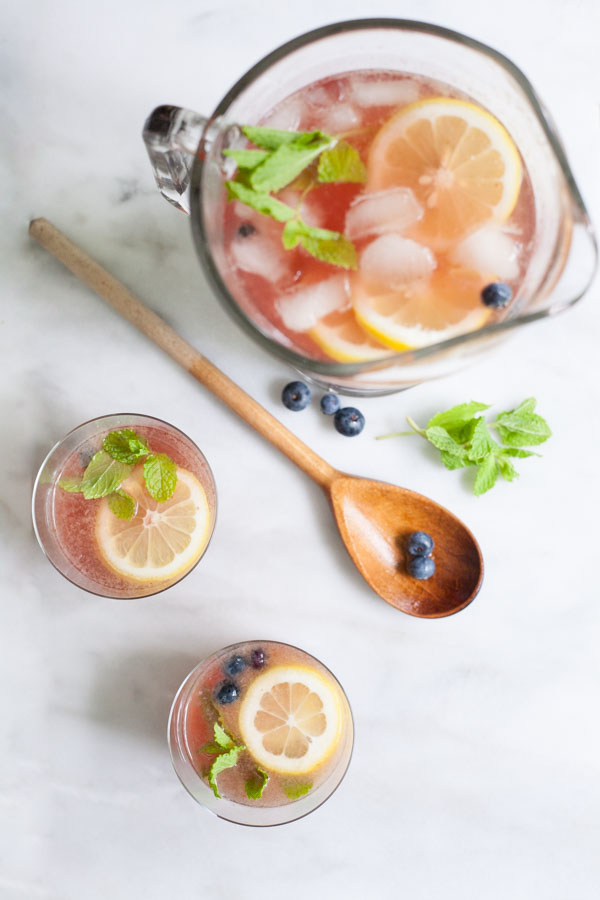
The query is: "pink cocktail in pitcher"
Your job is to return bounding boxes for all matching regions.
[223,69,537,366]
[143,20,596,394]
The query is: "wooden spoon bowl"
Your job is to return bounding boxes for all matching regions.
[29,218,483,618]
[330,475,482,617]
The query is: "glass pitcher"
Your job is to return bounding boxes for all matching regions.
[143,18,597,396]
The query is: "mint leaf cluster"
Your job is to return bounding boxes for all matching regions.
[381,398,551,495]
[224,124,366,270]
[58,428,178,518]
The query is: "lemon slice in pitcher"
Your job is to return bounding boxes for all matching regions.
[96,467,212,583]
[310,309,391,362]
[367,97,522,246]
[239,665,343,775]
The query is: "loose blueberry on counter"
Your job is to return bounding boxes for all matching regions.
[334,406,365,437]
[214,681,240,705]
[282,381,311,411]
[223,655,246,677]
[408,555,436,580]
[407,531,435,557]
[237,221,257,238]
[320,393,340,415]
[481,281,513,308]
[250,648,266,669]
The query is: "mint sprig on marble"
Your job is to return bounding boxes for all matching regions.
[224,125,366,270]
[378,398,551,495]
[58,428,177,518]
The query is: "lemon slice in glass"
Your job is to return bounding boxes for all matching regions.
[95,467,212,583]
[238,665,343,775]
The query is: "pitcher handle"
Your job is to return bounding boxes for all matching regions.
[142,105,208,214]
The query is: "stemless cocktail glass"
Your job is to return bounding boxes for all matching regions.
[32,413,217,598]
[169,640,354,826]
[143,19,596,396]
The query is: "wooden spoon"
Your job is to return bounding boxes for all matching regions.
[29,218,483,618]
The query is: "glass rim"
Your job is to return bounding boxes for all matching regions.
[31,412,218,600]
[168,639,355,826]
[190,16,598,378]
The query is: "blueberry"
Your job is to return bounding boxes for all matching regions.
[481,281,513,308]
[282,381,311,411]
[320,393,341,415]
[223,654,246,677]
[408,555,436,580]
[237,221,256,238]
[407,531,435,557]
[250,648,266,669]
[334,406,365,437]
[214,681,240,705]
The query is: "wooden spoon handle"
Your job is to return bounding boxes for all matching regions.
[29,217,337,490]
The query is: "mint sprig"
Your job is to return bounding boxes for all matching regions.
[200,722,246,799]
[224,124,366,270]
[58,428,178,517]
[378,398,550,495]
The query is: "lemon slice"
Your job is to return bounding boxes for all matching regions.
[353,264,492,350]
[367,96,522,246]
[96,467,212,584]
[310,308,391,362]
[238,665,343,775]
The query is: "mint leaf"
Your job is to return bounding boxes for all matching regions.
[201,722,236,755]
[501,448,539,458]
[107,489,135,520]
[200,742,225,755]
[81,450,132,500]
[225,181,295,222]
[495,398,552,447]
[143,453,177,502]
[222,148,269,169]
[207,745,245,799]
[245,767,269,800]
[249,136,331,194]
[424,426,466,456]
[497,455,519,482]
[213,722,234,750]
[317,141,366,183]
[58,477,82,493]
[282,219,357,270]
[242,125,329,151]
[473,454,498,496]
[440,450,469,470]
[467,419,497,462]
[283,783,312,800]
[427,402,490,435]
[103,429,149,465]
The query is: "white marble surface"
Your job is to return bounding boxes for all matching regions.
[2,1,600,897]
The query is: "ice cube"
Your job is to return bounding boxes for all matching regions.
[230,231,289,283]
[278,189,326,229]
[350,78,421,108]
[450,225,520,280]
[359,235,436,291]
[321,104,361,132]
[345,188,423,240]
[276,275,351,331]
[260,96,305,131]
